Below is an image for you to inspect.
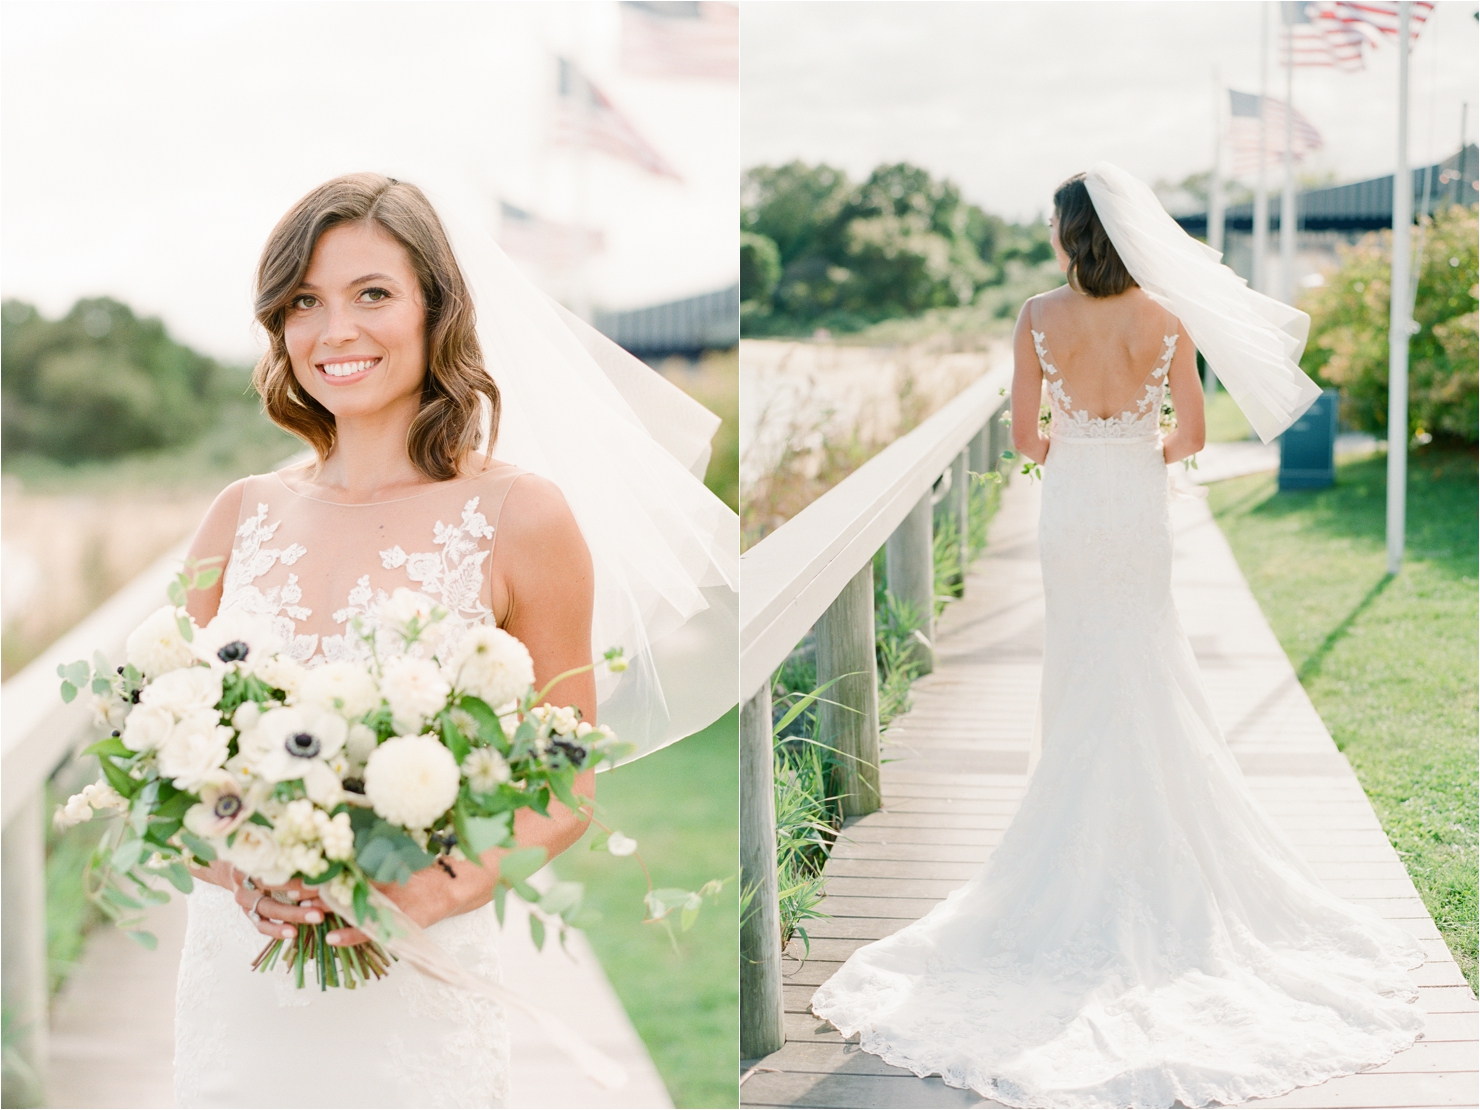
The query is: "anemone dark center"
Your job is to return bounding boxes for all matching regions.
[286,731,321,758]
[217,640,250,663]
[213,794,242,819]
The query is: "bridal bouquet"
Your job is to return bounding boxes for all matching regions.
[54,560,697,993]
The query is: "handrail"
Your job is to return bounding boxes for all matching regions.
[1,540,188,825]
[739,359,1012,702]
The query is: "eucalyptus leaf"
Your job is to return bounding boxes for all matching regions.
[178,829,216,863]
[492,883,507,926]
[176,614,195,643]
[528,913,545,952]
[126,930,159,950]
[162,862,194,894]
[498,846,546,884]
[538,881,583,917]
[110,838,145,873]
[462,814,512,857]
[60,681,78,703]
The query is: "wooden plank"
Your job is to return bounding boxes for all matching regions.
[1238,1070,1479,1107]
[741,1069,1006,1108]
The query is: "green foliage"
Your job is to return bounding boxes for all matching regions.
[1299,204,1478,444]
[1,297,247,462]
[741,160,1050,335]
[1209,444,1478,992]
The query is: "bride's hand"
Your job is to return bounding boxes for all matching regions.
[323,854,504,947]
[232,874,329,943]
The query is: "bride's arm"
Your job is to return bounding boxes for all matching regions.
[326,474,598,945]
[1011,302,1050,466]
[1161,323,1206,465]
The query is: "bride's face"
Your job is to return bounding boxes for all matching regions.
[283,221,427,421]
[1048,212,1070,274]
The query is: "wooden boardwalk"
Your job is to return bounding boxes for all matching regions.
[742,473,1478,1109]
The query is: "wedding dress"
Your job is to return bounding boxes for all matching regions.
[174,464,525,1109]
[809,303,1427,1108]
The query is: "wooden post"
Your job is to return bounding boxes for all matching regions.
[952,450,969,590]
[2,795,49,1105]
[885,491,935,674]
[739,684,784,1059]
[816,565,881,816]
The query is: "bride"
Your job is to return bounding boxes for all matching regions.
[809,165,1427,1108]
[172,174,737,1108]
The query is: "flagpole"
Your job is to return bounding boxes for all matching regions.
[1254,2,1270,294]
[1386,0,1412,575]
[1280,5,1297,305]
[1208,67,1225,396]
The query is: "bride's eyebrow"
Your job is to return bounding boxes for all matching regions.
[296,273,397,290]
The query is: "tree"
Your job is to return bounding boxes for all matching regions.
[2,297,229,461]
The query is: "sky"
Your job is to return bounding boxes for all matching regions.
[741,1,1480,222]
[1,2,739,363]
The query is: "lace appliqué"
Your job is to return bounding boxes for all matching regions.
[1032,330,1175,441]
[222,497,497,667]
[219,504,318,662]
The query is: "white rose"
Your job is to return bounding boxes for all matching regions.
[380,588,444,641]
[295,661,381,720]
[381,657,450,735]
[461,748,511,794]
[363,734,461,830]
[125,605,196,677]
[231,700,263,734]
[192,609,283,672]
[139,667,222,718]
[345,722,379,770]
[441,626,535,709]
[222,823,292,885]
[252,655,307,698]
[121,703,176,753]
[156,710,232,791]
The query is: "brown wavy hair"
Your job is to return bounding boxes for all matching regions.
[252,173,499,480]
[1053,173,1137,298]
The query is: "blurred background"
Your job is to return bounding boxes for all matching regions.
[2,3,737,1107]
[739,0,1478,1051]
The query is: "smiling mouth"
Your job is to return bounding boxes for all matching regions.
[318,357,380,379]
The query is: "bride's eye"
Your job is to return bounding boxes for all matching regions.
[290,293,318,311]
[359,287,391,303]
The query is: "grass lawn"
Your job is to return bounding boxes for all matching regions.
[554,709,738,1108]
[1207,444,1478,992]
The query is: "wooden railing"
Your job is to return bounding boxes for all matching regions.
[738,358,1013,1058]
[1,540,190,1096]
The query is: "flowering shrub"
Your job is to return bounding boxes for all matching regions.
[1299,204,1478,444]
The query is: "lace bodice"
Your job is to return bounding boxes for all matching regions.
[219,464,526,666]
[1030,303,1175,442]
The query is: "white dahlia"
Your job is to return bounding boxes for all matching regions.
[461,747,512,794]
[441,626,534,709]
[363,734,460,830]
[125,605,196,677]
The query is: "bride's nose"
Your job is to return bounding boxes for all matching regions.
[321,299,360,346]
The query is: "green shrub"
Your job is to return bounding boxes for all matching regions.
[1299,205,1478,444]
[2,297,238,462]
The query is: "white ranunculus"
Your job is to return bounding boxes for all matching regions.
[182,770,250,839]
[295,660,381,720]
[122,703,176,753]
[140,667,223,718]
[254,706,348,806]
[461,748,512,794]
[363,734,460,830]
[252,655,308,698]
[192,609,283,672]
[222,823,292,886]
[231,700,263,734]
[157,711,232,791]
[606,832,638,857]
[441,626,535,709]
[380,588,444,645]
[381,657,451,735]
[125,605,197,677]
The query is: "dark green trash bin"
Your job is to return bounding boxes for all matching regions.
[1279,389,1338,490]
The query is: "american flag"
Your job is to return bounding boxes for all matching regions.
[620,1,738,82]
[497,202,605,272]
[1281,1,1435,71]
[553,57,682,181]
[1228,90,1325,177]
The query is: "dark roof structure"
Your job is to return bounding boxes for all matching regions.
[594,283,740,359]
[1176,144,1477,237]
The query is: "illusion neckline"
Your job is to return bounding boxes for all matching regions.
[269,461,518,507]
